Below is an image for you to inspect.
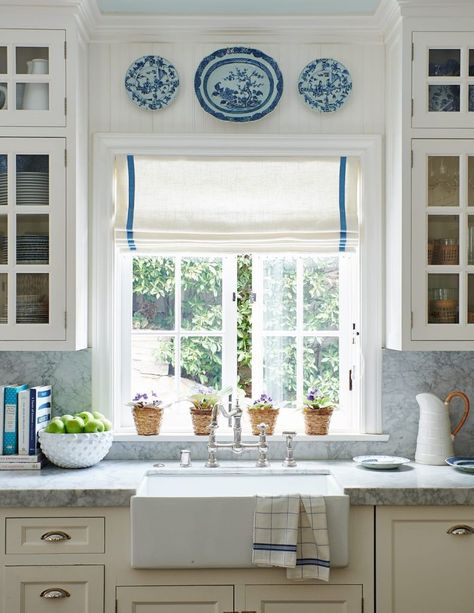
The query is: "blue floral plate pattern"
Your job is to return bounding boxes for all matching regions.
[298,58,352,113]
[194,47,283,122]
[125,55,179,111]
[446,457,474,473]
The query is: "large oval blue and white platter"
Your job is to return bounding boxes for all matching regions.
[125,55,180,111]
[298,58,352,113]
[194,47,283,122]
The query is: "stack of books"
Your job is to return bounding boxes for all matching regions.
[0,384,52,469]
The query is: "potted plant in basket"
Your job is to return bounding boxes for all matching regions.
[187,386,231,435]
[247,393,279,435]
[130,391,164,436]
[303,387,334,435]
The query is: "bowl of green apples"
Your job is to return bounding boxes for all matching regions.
[38,411,113,468]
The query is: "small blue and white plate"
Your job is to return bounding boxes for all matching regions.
[125,55,179,111]
[446,457,474,473]
[353,455,411,470]
[194,47,283,122]
[298,58,352,113]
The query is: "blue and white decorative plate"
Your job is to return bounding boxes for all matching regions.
[194,47,283,122]
[298,58,352,113]
[124,55,179,111]
[446,457,474,473]
[353,455,411,470]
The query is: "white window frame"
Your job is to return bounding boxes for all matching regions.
[92,134,383,436]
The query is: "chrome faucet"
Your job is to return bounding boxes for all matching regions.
[206,398,269,468]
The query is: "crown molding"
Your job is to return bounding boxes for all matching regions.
[395,0,474,17]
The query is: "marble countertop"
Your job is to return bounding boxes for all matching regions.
[1,460,474,507]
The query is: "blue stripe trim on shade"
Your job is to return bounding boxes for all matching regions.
[126,154,137,251]
[339,156,347,252]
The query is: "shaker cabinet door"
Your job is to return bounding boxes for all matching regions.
[245,584,363,613]
[116,585,234,613]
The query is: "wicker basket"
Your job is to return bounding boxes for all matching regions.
[190,407,213,436]
[303,406,334,435]
[248,407,279,435]
[132,405,163,435]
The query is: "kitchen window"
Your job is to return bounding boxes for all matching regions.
[92,134,382,437]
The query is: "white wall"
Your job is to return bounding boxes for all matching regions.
[89,38,385,135]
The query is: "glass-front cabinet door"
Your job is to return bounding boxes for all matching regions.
[412,139,474,341]
[0,29,65,127]
[0,137,65,342]
[412,32,474,128]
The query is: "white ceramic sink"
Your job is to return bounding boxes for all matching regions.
[131,466,350,569]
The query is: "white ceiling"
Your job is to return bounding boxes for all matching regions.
[96,0,382,15]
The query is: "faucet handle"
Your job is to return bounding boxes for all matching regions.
[282,431,297,467]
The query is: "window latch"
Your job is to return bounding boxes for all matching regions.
[232,292,256,303]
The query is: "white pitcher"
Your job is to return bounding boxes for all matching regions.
[22,58,49,110]
[415,391,470,465]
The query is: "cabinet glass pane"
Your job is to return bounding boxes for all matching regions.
[16,273,48,324]
[0,215,7,265]
[303,256,339,331]
[180,336,222,391]
[428,215,459,265]
[131,334,176,402]
[428,274,459,324]
[0,47,6,74]
[15,48,49,74]
[16,214,49,265]
[0,274,6,324]
[429,85,460,112]
[469,158,474,207]
[469,217,474,265]
[17,82,49,111]
[263,257,296,331]
[0,83,7,111]
[16,154,49,206]
[469,85,474,113]
[132,256,175,331]
[469,275,474,323]
[428,156,459,206]
[428,49,460,76]
[181,257,222,331]
[303,336,339,404]
[263,336,296,404]
[0,155,6,205]
[470,49,474,76]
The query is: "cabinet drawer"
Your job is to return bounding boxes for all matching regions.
[4,565,104,613]
[5,517,105,555]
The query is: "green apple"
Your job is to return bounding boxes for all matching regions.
[84,418,105,433]
[92,411,106,421]
[44,417,65,434]
[64,415,85,434]
[60,414,74,424]
[100,418,112,432]
[77,411,94,425]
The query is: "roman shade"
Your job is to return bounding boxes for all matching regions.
[115,155,359,253]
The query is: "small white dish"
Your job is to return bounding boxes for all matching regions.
[353,455,411,470]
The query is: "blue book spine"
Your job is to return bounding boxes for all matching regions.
[3,385,28,455]
[29,386,52,455]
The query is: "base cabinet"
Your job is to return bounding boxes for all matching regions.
[116,585,234,613]
[4,565,104,613]
[245,584,363,613]
[376,507,474,613]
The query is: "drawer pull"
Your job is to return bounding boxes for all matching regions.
[40,530,71,542]
[447,524,474,536]
[40,588,71,599]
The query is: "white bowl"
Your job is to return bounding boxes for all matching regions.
[38,430,113,469]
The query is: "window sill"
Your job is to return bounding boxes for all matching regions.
[113,433,390,443]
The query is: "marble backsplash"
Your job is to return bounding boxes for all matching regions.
[1,348,474,460]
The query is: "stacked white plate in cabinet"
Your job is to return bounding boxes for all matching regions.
[0,174,6,207]
[0,235,7,264]
[16,172,48,206]
[16,294,48,324]
[16,235,48,264]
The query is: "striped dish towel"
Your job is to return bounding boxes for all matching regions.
[286,495,330,581]
[252,495,299,568]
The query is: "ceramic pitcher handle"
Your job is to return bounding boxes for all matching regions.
[444,391,470,438]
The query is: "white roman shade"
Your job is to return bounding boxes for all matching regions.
[115,155,359,253]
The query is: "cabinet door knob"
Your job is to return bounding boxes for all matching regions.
[40,588,71,599]
[40,530,71,542]
[447,524,474,535]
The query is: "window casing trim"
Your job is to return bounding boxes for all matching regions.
[92,133,383,435]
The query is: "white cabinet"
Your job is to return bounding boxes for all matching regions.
[116,586,234,613]
[412,32,474,129]
[3,565,104,613]
[0,29,66,128]
[0,137,66,342]
[245,584,363,613]
[412,139,474,341]
[376,507,474,613]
